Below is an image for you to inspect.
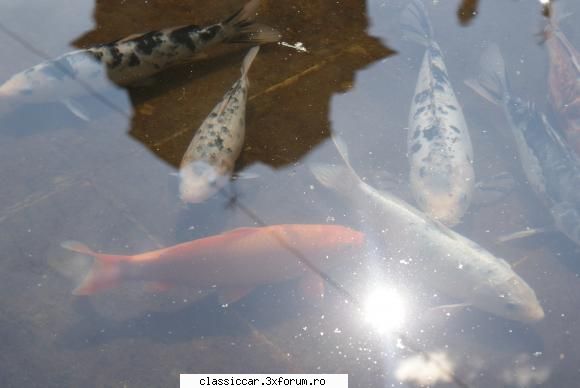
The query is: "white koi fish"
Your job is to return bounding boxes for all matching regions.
[402,0,474,226]
[179,46,258,203]
[0,0,279,120]
[310,134,544,322]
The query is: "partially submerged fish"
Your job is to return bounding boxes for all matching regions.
[0,0,279,120]
[466,43,580,247]
[544,5,580,155]
[61,224,365,304]
[310,135,543,322]
[179,46,258,203]
[401,0,475,227]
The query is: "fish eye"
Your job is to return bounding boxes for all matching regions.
[505,302,519,311]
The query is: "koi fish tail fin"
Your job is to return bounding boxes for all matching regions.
[241,46,260,79]
[310,163,361,194]
[311,134,362,186]
[61,241,125,295]
[222,0,281,44]
[310,131,363,192]
[464,43,508,106]
[401,0,434,46]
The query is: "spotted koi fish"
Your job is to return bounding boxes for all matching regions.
[467,43,580,248]
[179,46,258,203]
[402,0,474,226]
[0,0,279,120]
[544,6,580,156]
[61,224,365,304]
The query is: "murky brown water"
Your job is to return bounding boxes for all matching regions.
[1,0,580,387]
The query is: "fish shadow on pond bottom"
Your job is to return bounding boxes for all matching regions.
[58,281,319,350]
[504,232,580,275]
[58,296,249,349]
[0,102,95,136]
[422,308,545,354]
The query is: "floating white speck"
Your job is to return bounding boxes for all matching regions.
[279,41,309,53]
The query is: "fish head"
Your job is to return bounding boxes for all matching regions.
[287,224,365,259]
[324,225,366,249]
[179,160,229,203]
[412,177,472,227]
[419,195,466,226]
[472,269,544,323]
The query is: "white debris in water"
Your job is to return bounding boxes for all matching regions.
[395,351,454,385]
[278,41,309,53]
[501,353,551,387]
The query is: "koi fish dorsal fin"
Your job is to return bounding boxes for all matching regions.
[223,226,260,239]
[61,240,95,255]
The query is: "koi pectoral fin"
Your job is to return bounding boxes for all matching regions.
[62,98,91,121]
[298,271,325,301]
[217,286,254,307]
[497,226,556,243]
[428,302,472,313]
[232,171,259,180]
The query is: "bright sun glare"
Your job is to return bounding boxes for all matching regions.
[363,287,407,334]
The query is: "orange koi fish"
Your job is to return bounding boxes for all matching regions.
[545,7,580,154]
[62,224,365,304]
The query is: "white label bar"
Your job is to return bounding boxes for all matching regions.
[180,374,348,387]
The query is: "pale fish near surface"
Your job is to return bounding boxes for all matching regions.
[402,0,475,226]
[179,46,259,203]
[466,43,580,247]
[0,0,280,120]
[61,224,365,305]
[309,133,544,323]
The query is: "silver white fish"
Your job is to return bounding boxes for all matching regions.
[466,43,580,247]
[310,134,544,322]
[0,0,279,119]
[179,46,259,203]
[402,0,474,226]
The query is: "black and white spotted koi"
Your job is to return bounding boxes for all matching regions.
[0,0,279,119]
[402,0,474,226]
[467,43,580,247]
[179,46,259,203]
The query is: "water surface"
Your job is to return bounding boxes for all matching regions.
[1,0,579,386]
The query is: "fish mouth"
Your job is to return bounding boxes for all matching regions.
[179,191,210,204]
[424,205,462,226]
[524,303,545,322]
[414,191,467,226]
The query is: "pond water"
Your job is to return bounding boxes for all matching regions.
[1,0,579,387]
